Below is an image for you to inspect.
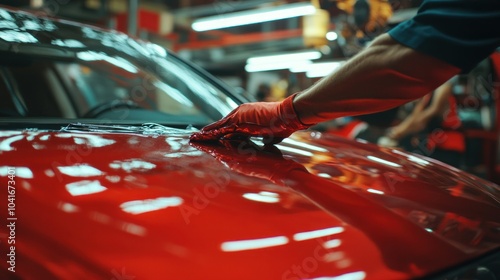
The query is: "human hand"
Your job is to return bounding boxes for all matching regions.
[190,140,308,185]
[386,125,406,141]
[190,93,310,144]
[386,118,426,141]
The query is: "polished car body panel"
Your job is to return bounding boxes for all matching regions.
[1,126,499,279]
[0,5,499,280]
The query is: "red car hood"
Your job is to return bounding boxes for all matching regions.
[0,126,499,279]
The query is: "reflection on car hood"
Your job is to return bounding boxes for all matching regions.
[0,124,499,279]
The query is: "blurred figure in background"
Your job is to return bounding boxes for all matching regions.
[255,83,272,102]
[379,56,497,172]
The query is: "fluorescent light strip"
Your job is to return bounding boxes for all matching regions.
[247,50,321,64]
[291,61,343,73]
[192,2,316,31]
[306,64,343,78]
[245,60,312,72]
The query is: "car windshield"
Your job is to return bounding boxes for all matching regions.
[0,9,239,127]
[0,50,238,126]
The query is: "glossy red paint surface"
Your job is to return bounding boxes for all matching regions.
[0,127,499,279]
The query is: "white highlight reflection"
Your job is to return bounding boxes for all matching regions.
[323,239,341,249]
[293,227,344,241]
[0,166,33,179]
[367,189,384,195]
[0,30,38,43]
[52,39,86,48]
[66,180,107,196]
[121,222,147,236]
[407,155,429,166]
[0,131,22,137]
[77,51,138,73]
[275,145,313,157]
[59,202,79,213]
[57,164,104,177]
[221,236,288,252]
[109,160,156,172]
[282,138,328,152]
[56,133,116,147]
[243,191,280,203]
[0,135,24,151]
[120,197,183,214]
[308,271,366,280]
[366,156,402,168]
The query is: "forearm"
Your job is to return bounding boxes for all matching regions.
[293,33,460,125]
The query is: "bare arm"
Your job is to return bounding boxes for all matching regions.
[413,81,453,124]
[294,34,460,125]
[191,34,462,143]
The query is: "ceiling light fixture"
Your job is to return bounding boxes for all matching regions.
[326,31,338,41]
[289,61,344,78]
[247,50,321,65]
[192,2,316,32]
[245,60,312,72]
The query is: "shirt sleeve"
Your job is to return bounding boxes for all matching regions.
[388,0,500,72]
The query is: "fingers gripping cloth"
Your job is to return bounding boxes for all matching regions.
[190,93,310,143]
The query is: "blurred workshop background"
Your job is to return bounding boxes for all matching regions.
[2,0,499,183]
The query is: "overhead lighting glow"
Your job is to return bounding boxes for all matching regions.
[221,236,289,252]
[304,62,345,78]
[192,2,316,32]
[247,50,321,65]
[326,31,338,41]
[245,60,312,72]
[245,50,322,73]
[290,61,343,72]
